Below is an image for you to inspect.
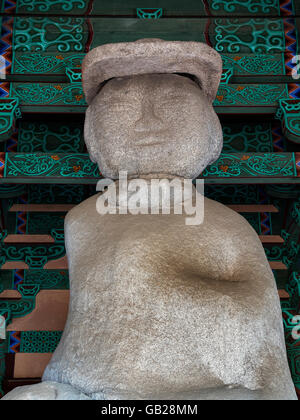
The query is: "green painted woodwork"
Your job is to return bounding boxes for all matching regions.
[265,236,300,270]
[0,269,69,290]
[287,347,300,393]
[0,287,40,393]
[266,185,300,199]
[18,121,84,153]
[203,153,296,178]
[0,271,13,292]
[291,197,300,226]
[10,83,288,113]
[265,246,284,262]
[282,290,300,393]
[15,120,274,154]
[10,17,291,55]
[282,305,300,339]
[27,213,65,234]
[214,84,287,108]
[13,53,285,78]
[5,210,66,236]
[65,67,82,83]
[241,213,261,234]
[18,284,40,298]
[276,197,300,282]
[222,123,273,153]
[0,99,21,142]
[24,269,69,289]
[14,0,206,15]
[0,152,297,184]
[50,228,64,243]
[285,272,300,311]
[13,53,85,74]
[5,330,63,354]
[19,331,63,353]
[27,184,91,204]
[137,8,163,19]
[0,284,39,322]
[17,0,86,13]
[4,152,100,180]
[276,99,300,144]
[281,230,300,270]
[211,0,280,14]
[0,270,13,291]
[214,18,284,54]
[221,67,234,84]
[5,0,291,17]
[0,185,26,199]
[0,245,65,268]
[10,15,288,81]
[13,17,87,53]
[11,83,86,107]
[222,54,284,76]
[0,230,66,267]
[205,185,261,204]
[0,230,7,241]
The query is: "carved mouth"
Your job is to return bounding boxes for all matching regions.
[134,133,165,147]
[135,141,161,147]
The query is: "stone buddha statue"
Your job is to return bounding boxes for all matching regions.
[2,39,296,400]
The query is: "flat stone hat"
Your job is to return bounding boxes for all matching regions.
[82,39,223,105]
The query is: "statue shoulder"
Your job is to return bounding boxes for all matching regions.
[65,193,103,231]
[201,197,272,281]
[203,197,264,248]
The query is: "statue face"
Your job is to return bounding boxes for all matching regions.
[84,73,222,179]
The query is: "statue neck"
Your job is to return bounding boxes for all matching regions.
[112,175,197,211]
[128,174,185,181]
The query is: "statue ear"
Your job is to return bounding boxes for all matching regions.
[84,106,98,164]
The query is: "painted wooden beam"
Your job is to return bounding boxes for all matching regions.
[1,0,290,17]
[1,258,284,271]
[9,204,280,213]
[11,82,287,114]
[3,235,55,244]
[9,204,75,213]
[0,269,69,292]
[226,205,279,213]
[278,289,291,299]
[13,354,52,379]
[2,233,283,245]
[5,290,69,331]
[0,290,21,299]
[0,152,298,184]
[269,261,288,270]
[259,236,284,244]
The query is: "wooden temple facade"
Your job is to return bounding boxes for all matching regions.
[0,0,299,398]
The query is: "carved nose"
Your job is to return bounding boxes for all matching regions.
[134,101,164,132]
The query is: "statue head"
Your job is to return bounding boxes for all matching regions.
[82,39,223,180]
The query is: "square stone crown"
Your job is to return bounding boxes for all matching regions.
[82,39,223,105]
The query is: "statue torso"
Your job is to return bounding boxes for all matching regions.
[43,193,288,400]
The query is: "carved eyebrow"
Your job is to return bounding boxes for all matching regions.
[156,96,189,103]
[99,92,193,107]
[98,98,136,106]
[99,91,138,103]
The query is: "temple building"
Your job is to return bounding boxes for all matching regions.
[0,0,299,399]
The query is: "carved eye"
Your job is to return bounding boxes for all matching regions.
[156,97,192,108]
[101,101,137,111]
